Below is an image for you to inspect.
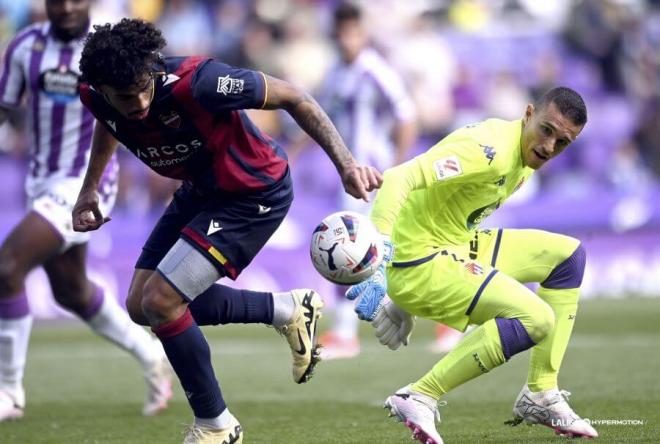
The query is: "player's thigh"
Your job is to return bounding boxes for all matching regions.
[134,182,206,271]
[388,248,497,332]
[180,172,293,280]
[0,211,63,286]
[42,243,90,305]
[477,228,580,284]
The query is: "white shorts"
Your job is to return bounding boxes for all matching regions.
[27,176,117,251]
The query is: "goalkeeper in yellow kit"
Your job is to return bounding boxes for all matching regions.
[346,87,598,443]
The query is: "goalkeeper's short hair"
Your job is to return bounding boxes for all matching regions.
[537,87,587,126]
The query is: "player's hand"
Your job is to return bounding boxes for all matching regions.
[341,162,383,202]
[372,296,415,350]
[72,189,110,232]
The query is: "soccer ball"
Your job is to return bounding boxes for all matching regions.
[310,211,384,285]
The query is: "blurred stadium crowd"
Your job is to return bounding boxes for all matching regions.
[2,0,660,209]
[1,0,660,307]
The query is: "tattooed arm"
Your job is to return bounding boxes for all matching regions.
[262,74,382,200]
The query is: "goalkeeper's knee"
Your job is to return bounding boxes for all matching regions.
[495,304,554,361]
[541,242,586,290]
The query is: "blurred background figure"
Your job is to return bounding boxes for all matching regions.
[309,2,417,360]
[0,0,171,422]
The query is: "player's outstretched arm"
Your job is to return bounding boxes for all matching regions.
[370,159,428,236]
[261,74,382,201]
[72,123,118,232]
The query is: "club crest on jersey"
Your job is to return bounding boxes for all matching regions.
[433,155,463,180]
[217,75,244,95]
[464,262,484,275]
[159,110,182,128]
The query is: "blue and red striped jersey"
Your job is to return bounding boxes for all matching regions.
[80,56,288,192]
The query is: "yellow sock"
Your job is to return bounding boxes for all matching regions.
[412,319,505,398]
[527,287,579,391]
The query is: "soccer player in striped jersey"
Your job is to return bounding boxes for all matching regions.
[0,0,172,423]
[73,18,382,444]
[347,87,598,442]
[316,2,418,360]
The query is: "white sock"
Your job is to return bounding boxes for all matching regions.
[194,408,235,429]
[334,299,359,341]
[271,292,295,327]
[0,315,32,399]
[85,291,161,369]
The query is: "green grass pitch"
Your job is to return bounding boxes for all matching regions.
[2,298,659,443]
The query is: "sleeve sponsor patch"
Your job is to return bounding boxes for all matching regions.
[433,155,463,180]
[217,75,244,95]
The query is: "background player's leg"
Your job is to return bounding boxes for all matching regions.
[43,244,171,416]
[0,212,62,420]
[429,324,465,354]
[412,271,553,398]
[319,287,360,360]
[485,229,584,391]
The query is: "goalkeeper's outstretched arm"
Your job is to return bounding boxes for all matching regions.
[370,158,428,236]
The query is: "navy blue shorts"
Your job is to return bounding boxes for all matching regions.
[135,169,293,279]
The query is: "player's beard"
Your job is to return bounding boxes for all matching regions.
[52,19,89,42]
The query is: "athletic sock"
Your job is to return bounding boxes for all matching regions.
[271,291,295,327]
[189,284,274,326]
[153,309,225,418]
[0,292,32,397]
[527,287,579,392]
[412,319,505,398]
[83,285,161,369]
[194,408,236,430]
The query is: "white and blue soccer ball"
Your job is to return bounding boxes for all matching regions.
[310,211,384,285]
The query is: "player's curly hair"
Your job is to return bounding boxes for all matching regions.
[79,18,166,88]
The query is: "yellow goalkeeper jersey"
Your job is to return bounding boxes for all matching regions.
[371,118,535,262]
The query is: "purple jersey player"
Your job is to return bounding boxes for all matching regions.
[0,0,171,422]
[73,18,382,444]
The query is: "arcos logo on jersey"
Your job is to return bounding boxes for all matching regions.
[136,139,202,158]
[39,65,79,103]
[135,139,202,168]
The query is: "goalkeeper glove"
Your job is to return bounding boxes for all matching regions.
[345,236,393,321]
[372,296,415,350]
